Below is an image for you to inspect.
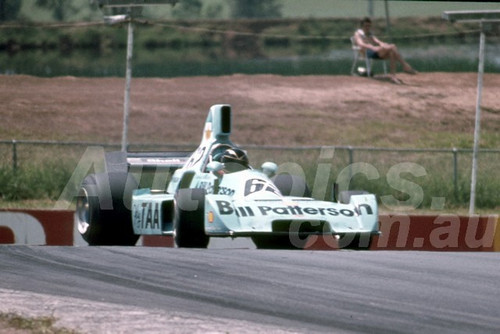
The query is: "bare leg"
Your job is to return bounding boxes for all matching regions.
[389,55,402,84]
[378,45,416,74]
[375,46,402,84]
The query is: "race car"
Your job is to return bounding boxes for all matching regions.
[76,104,379,249]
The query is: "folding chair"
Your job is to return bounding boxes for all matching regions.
[350,36,387,77]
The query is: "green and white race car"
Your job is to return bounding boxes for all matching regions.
[76,104,379,249]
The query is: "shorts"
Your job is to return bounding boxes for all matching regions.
[367,49,380,59]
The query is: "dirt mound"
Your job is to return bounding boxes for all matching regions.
[1,73,499,148]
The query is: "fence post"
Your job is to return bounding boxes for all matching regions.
[452,147,458,199]
[12,139,17,175]
[348,146,354,179]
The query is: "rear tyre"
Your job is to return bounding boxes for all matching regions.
[174,188,209,248]
[76,172,139,246]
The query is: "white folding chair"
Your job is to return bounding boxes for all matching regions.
[350,36,387,77]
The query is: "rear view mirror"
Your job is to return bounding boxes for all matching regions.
[207,161,225,174]
[261,162,278,177]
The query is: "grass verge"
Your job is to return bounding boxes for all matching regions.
[0,312,78,334]
[1,150,499,213]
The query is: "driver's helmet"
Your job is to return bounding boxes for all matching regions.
[213,148,249,171]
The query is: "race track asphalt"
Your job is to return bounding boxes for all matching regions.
[1,246,499,333]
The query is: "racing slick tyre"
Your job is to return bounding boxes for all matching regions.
[174,188,209,248]
[338,190,369,204]
[272,174,311,197]
[76,172,139,246]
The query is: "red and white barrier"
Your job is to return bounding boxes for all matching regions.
[0,210,72,245]
[373,214,499,251]
[305,214,500,251]
[1,209,498,251]
[0,209,174,247]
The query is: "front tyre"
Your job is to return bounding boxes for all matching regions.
[272,174,311,197]
[76,172,139,246]
[174,188,209,248]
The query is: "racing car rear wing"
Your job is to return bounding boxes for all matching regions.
[105,151,192,173]
[126,152,191,170]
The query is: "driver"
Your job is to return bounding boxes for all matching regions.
[213,148,249,173]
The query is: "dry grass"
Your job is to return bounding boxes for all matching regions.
[1,74,499,210]
[1,73,499,148]
[0,313,78,334]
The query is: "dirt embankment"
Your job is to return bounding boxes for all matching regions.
[1,73,499,148]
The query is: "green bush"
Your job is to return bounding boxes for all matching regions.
[1,148,498,211]
[0,162,73,201]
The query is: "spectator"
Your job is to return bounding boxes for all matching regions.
[354,17,417,84]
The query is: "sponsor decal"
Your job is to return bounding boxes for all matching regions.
[215,200,373,218]
[185,145,206,168]
[196,180,234,196]
[134,202,161,230]
[219,186,235,196]
[196,181,212,192]
[129,157,186,165]
[204,122,212,140]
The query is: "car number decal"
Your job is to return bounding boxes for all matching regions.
[244,178,280,197]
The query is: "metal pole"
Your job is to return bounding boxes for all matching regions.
[452,147,458,200]
[12,139,17,174]
[368,0,374,18]
[121,18,134,152]
[348,146,354,180]
[469,22,485,215]
[384,0,391,38]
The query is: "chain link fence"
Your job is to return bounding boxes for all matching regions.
[1,139,499,208]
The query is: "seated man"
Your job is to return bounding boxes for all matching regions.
[354,17,417,84]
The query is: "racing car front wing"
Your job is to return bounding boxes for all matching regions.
[204,194,379,238]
